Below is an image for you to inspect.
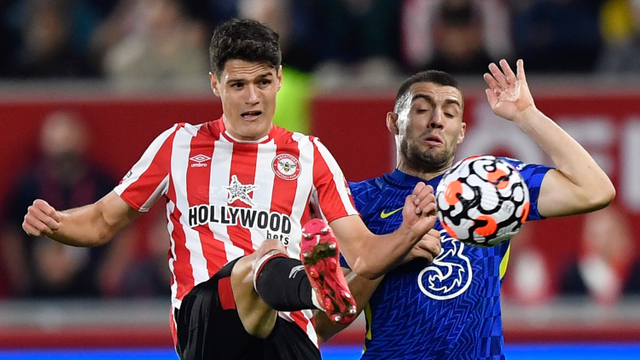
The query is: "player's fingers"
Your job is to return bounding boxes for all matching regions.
[26,204,60,232]
[412,247,436,264]
[488,62,508,90]
[417,192,436,215]
[414,186,433,206]
[33,199,61,222]
[483,72,500,92]
[21,220,42,237]
[426,201,437,216]
[427,228,440,238]
[485,88,498,108]
[424,237,442,259]
[516,59,527,83]
[36,207,61,231]
[408,183,429,212]
[33,219,56,235]
[415,232,438,250]
[411,181,428,197]
[414,183,433,201]
[500,59,516,84]
[22,213,55,236]
[424,184,434,195]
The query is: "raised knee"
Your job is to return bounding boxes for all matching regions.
[252,239,287,263]
[261,238,287,254]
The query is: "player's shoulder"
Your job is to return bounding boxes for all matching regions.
[497,156,552,180]
[349,177,382,192]
[272,125,315,145]
[348,177,386,205]
[497,156,526,170]
[162,121,209,137]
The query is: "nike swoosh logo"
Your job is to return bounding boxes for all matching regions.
[380,207,403,219]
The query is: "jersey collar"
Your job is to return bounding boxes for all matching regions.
[215,117,276,144]
[382,169,444,189]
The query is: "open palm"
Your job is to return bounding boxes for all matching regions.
[483,59,536,122]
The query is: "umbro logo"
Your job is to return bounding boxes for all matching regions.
[190,154,211,168]
[289,265,305,279]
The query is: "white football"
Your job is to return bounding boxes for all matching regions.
[436,155,530,247]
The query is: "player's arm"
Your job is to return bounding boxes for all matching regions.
[484,59,615,217]
[315,229,441,341]
[330,183,437,280]
[22,190,141,247]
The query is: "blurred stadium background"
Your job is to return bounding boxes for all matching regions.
[1,0,640,358]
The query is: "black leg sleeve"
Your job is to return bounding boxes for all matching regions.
[254,257,316,311]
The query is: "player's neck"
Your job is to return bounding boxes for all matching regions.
[396,164,448,181]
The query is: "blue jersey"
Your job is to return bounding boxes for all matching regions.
[348,158,551,360]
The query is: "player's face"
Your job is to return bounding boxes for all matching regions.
[398,82,465,174]
[210,60,282,141]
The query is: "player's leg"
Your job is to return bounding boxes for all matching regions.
[175,258,268,360]
[175,233,356,359]
[230,239,301,338]
[235,229,358,334]
[174,246,320,360]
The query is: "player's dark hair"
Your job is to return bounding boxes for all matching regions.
[209,18,282,78]
[394,70,463,113]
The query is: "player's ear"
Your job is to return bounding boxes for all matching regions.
[209,72,220,97]
[386,112,399,135]
[276,66,283,91]
[457,122,466,144]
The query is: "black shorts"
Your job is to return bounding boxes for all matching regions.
[175,258,321,360]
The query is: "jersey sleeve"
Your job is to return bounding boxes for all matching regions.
[114,124,179,212]
[310,138,358,222]
[501,157,552,221]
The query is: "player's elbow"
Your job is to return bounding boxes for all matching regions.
[351,261,381,280]
[592,181,616,211]
[92,231,114,247]
[573,183,616,215]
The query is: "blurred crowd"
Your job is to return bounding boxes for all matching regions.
[1,0,640,89]
[0,111,172,299]
[1,0,640,305]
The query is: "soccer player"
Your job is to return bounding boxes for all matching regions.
[20,19,441,360]
[316,60,615,359]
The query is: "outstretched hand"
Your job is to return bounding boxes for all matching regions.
[483,59,536,122]
[402,182,437,240]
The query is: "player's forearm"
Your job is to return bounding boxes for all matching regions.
[350,226,418,279]
[515,106,615,210]
[47,191,139,247]
[49,204,120,247]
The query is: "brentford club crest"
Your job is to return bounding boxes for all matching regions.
[272,154,301,180]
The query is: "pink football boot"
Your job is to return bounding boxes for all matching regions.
[300,219,357,325]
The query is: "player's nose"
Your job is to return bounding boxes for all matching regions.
[428,110,444,128]
[246,84,259,104]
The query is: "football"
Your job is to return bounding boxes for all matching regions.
[435,155,530,247]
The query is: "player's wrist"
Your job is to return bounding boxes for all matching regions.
[395,221,422,246]
[512,105,539,126]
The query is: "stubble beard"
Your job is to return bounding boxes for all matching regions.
[400,138,454,174]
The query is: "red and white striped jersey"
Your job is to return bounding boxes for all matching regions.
[114,118,358,347]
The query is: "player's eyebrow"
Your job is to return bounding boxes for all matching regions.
[255,73,274,81]
[412,94,461,109]
[226,72,274,84]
